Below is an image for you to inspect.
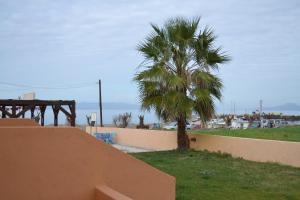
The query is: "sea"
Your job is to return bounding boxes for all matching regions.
[22,107,300,126]
[23,107,160,125]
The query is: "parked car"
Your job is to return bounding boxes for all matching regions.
[163,122,191,130]
[269,119,287,128]
[207,118,226,129]
[186,122,192,130]
[260,119,269,128]
[231,118,250,129]
[151,123,161,129]
[249,120,261,128]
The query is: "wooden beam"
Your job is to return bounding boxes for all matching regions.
[59,106,71,117]
[30,106,35,119]
[0,100,75,106]
[1,106,6,118]
[52,105,60,126]
[21,106,25,118]
[69,102,76,127]
[11,105,17,118]
[39,105,47,126]
[16,106,30,118]
[0,99,76,127]
[0,106,12,118]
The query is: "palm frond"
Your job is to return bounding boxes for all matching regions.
[134,16,230,123]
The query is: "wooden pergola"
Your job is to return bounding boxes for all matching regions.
[0,99,76,126]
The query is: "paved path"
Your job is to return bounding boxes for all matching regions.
[112,144,154,153]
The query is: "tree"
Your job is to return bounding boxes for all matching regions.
[137,115,149,129]
[134,17,230,149]
[113,112,132,128]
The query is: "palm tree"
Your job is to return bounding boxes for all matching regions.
[134,17,230,149]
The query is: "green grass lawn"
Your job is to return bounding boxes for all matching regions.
[132,150,300,200]
[189,126,300,142]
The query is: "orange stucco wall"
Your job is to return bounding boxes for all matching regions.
[95,185,133,200]
[0,126,175,200]
[86,127,178,150]
[189,134,300,167]
[0,118,39,126]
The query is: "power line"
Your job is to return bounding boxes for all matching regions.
[0,81,98,89]
[0,88,31,92]
[0,81,98,90]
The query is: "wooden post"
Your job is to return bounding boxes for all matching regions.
[69,101,76,127]
[0,99,75,127]
[40,106,46,126]
[2,106,6,118]
[52,105,60,126]
[12,105,17,118]
[99,79,103,127]
[30,106,35,119]
[22,106,25,118]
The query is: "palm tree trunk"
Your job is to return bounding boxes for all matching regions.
[177,114,189,150]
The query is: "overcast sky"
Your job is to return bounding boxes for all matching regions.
[0,0,299,111]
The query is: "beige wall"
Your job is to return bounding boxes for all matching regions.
[0,118,39,126]
[86,127,300,167]
[0,126,175,200]
[86,127,178,151]
[189,134,300,168]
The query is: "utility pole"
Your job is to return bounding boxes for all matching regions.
[259,99,263,115]
[233,102,236,116]
[98,79,103,127]
[259,99,263,128]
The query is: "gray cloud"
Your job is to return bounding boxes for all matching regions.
[0,0,299,109]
